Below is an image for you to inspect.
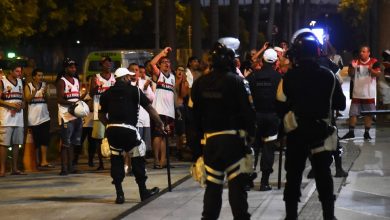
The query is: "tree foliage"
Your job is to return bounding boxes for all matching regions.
[338,0,369,26]
[0,0,39,45]
[0,0,153,47]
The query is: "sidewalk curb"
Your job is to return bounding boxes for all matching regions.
[114,175,192,220]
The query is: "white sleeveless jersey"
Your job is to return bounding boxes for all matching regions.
[352,58,378,99]
[27,82,50,126]
[0,78,24,127]
[152,72,175,118]
[131,78,155,127]
[93,73,115,120]
[58,77,80,124]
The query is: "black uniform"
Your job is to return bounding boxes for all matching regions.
[317,56,347,177]
[282,60,345,220]
[192,69,256,220]
[246,64,282,189]
[99,80,155,202]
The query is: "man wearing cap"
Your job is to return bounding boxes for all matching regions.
[246,48,282,191]
[88,56,116,170]
[98,68,163,204]
[56,58,85,175]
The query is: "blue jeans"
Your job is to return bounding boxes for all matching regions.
[61,118,82,148]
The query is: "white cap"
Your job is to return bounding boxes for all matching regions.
[263,49,278,63]
[114,68,135,78]
[274,46,284,53]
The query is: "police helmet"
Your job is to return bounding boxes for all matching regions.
[218,37,240,57]
[210,42,236,71]
[287,28,321,60]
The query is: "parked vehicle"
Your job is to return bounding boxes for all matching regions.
[82,50,153,83]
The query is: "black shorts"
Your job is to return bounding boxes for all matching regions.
[106,126,140,152]
[152,115,175,137]
[30,120,51,148]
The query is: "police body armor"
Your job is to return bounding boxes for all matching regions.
[192,69,256,185]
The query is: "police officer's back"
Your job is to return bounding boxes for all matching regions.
[192,71,255,135]
[246,48,282,191]
[280,29,344,220]
[99,68,163,204]
[191,42,255,220]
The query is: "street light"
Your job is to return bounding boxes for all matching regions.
[7,52,16,58]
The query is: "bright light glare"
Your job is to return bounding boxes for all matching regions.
[7,52,16,58]
[311,28,324,45]
[76,40,81,44]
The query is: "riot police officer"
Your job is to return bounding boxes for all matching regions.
[98,68,163,204]
[246,48,282,191]
[278,29,345,220]
[307,55,348,178]
[191,40,256,220]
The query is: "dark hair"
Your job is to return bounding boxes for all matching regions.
[139,65,145,69]
[9,61,23,71]
[143,60,151,67]
[128,62,139,68]
[32,68,44,77]
[187,56,200,67]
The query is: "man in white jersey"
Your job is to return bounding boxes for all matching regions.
[129,63,155,154]
[150,47,176,169]
[24,68,53,168]
[56,58,85,175]
[341,46,381,140]
[89,56,116,170]
[0,62,25,176]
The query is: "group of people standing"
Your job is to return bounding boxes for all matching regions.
[193,27,385,220]
[1,26,388,220]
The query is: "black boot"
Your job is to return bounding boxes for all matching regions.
[259,172,271,191]
[307,169,315,179]
[139,182,160,201]
[114,183,125,204]
[334,148,348,178]
[285,201,298,220]
[321,200,337,220]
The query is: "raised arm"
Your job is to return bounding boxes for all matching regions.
[150,47,172,77]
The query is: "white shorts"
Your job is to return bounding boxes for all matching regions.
[0,126,24,146]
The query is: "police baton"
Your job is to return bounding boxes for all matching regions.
[277,140,284,190]
[164,131,172,192]
[361,110,390,115]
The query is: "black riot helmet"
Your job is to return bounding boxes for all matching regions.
[210,42,236,72]
[287,28,321,62]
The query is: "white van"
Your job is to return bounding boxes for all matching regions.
[82,50,153,83]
